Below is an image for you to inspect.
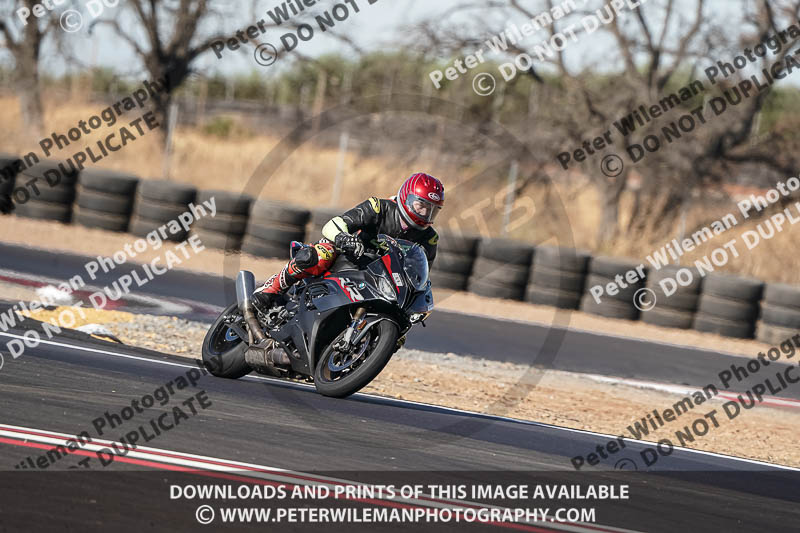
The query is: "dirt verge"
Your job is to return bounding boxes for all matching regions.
[15,306,800,469]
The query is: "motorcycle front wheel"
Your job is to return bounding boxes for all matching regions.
[201,302,251,379]
[314,319,399,398]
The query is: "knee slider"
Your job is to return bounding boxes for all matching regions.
[294,246,318,269]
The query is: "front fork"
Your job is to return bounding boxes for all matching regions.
[333,308,367,352]
[333,308,407,353]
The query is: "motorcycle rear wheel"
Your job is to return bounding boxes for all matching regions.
[202,302,251,379]
[314,319,399,398]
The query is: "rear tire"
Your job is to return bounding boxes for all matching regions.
[202,303,251,379]
[314,319,398,398]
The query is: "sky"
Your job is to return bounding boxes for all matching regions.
[4,0,799,90]
[30,0,442,78]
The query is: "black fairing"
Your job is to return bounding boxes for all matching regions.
[408,286,434,314]
[269,238,429,375]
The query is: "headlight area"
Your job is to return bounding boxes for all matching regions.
[376,275,397,301]
[409,312,431,324]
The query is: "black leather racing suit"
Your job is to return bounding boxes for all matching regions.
[256,196,439,296]
[327,196,439,266]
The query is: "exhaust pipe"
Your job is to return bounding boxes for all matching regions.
[236,270,256,313]
[236,271,267,344]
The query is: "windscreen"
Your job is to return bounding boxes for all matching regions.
[398,240,429,291]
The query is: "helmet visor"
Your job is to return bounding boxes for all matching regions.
[405,193,442,225]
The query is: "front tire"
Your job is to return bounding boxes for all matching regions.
[314,319,399,398]
[202,302,251,379]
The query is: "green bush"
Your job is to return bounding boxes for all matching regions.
[203,116,237,138]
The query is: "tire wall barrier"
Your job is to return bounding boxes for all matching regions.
[692,274,763,339]
[642,265,701,330]
[75,168,139,232]
[190,190,252,251]
[306,207,342,243]
[527,246,590,310]
[755,283,800,344]
[467,238,534,301]
[460,240,790,342]
[131,179,197,242]
[0,153,19,198]
[430,232,479,291]
[580,257,645,321]
[14,160,79,224]
[243,200,310,258]
[0,153,797,341]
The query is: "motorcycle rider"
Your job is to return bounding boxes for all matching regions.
[250,172,444,369]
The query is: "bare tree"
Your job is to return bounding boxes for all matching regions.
[93,0,361,141]
[0,0,60,134]
[90,0,238,136]
[416,0,800,246]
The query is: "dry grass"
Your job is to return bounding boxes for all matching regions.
[3,93,800,284]
[0,93,453,209]
[572,184,800,284]
[484,173,800,284]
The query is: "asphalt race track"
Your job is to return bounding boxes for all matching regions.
[1,243,800,532]
[0,329,798,532]
[1,242,797,399]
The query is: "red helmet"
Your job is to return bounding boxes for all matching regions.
[397,173,444,229]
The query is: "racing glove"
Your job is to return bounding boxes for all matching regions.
[334,233,364,259]
[0,194,13,215]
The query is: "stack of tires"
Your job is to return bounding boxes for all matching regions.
[131,180,197,242]
[191,190,252,251]
[73,169,139,232]
[755,283,800,344]
[306,207,342,242]
[429,232,479,291]
[526,246,590,309]
[580,257,646,320]
[242,200,310,258]
[14,160,78,223]
[0,153,17,207]
[640,265,702,329]
[692,274,763,339]
[467,238,534,301]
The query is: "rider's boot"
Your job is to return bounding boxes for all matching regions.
[253,270,292,313]
[249,243,337,374]
[253,243,337,313]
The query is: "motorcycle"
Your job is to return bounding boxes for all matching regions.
[201,234,434,397]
